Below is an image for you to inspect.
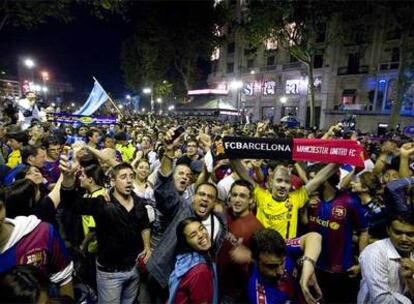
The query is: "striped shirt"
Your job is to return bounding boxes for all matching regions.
[358,238,414,304]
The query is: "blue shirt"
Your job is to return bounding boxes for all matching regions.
[308,191,368,273]
[247,238,303,304]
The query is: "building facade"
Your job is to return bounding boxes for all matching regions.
[208,0,414,131]
[0,78,21,99]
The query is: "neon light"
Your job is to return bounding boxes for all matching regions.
[188,89,229,95]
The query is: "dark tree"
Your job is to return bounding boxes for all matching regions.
[0,0,126,32]
[120,1,224,99]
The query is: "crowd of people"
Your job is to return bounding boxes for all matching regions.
[0,101,414,304]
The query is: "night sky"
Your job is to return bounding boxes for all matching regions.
[0,8,134,99]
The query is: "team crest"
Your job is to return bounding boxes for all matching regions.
[332,206,346,219]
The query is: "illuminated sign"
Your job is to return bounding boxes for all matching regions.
[188,89,228,95]
[263,81,276,95]
[243,83,255,96]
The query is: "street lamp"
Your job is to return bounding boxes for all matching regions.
[41,71,49,81]
[156,97,162,103]
[280,96,287,103]
[142,87,154,112]
[230,80,243,121]
[126,94,131,100]
[24,58,35,69]
[23,58,35,82]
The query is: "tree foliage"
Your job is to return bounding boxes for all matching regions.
[0,0,126,32]
[239,0,340,127]
[120,1,224,98]
[372,1,414,129]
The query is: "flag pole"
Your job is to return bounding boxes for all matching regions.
[93,76,124,118]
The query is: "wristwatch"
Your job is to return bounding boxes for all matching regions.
[300,256,316,267]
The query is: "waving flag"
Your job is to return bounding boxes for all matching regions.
[75,80,109,116]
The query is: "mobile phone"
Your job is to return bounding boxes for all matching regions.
[169,126,185,143]
[63,146,73,161]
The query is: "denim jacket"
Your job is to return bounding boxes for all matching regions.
[146,172,227,288]
[385,177,414,213]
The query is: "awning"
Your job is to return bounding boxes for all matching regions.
[342,89,357,96]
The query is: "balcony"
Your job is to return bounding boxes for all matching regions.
[378,62,400,71]
[260,65,278,72]
[282,62,305,70]
[337,65,369,76]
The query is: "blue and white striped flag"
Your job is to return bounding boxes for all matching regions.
[75,81,109,115]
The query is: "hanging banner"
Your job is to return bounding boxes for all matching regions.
[292,138,364,167]
[47,113,117,125]
[222,137,365,167]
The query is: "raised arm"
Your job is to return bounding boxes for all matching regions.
[160,127,183,177]
[87,147,120,168]
[230,159,256,187]
[384,177,414,212]
[321,123,341,139]
[399,143,414,178]
[305,163,340,194]
[48,174,63,208]
[294,162,309,184]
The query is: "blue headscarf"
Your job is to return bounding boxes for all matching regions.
[168,252,218,304]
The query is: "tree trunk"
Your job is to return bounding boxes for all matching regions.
[173,58,190,92]
[388,30,408,129]
[0,15,9,32]
[306,62,316,128]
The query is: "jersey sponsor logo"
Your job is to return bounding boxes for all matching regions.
[19,248,47,267]
[309,215,341,230]
[332,206,346,219]
[262,210,289,221]
[286,238,301,247]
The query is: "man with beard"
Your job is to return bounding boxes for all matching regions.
[59,161,151,304]
[247,228,322,304]
[358,212,414,303]
[307,172,369,303]
[146,127,226,299]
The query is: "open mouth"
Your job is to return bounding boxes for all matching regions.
[198,204,208,214]
[233,203,241,209]
[199,236,209,247]
[399,244,412,250]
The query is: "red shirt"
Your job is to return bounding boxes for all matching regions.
[173,263,213,304]
[217,209,263,301]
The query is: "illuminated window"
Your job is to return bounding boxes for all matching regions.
[263,81,276,95]
[341,89,356,105]
[265,38,278,50]
[211,47,220,61]
[286,79,302,95]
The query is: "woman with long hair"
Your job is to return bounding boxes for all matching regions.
[350,171,387,240]
[168,217,218,304]
[4,165,62,228]
[132,158,153,195]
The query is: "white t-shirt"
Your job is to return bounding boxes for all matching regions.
[217,175,236,203]
[202,214,220,242]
